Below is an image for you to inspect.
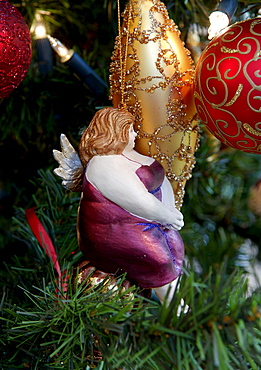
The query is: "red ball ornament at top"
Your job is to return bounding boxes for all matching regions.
[194,17,261,154]
[0,0,32,98]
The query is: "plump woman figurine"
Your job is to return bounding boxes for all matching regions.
[54,107,184,303]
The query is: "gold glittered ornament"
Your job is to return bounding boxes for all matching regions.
[109,0,199,209]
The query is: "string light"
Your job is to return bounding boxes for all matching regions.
[48,35,107,96]
[30,12,47,40]
[208,11,230,39]
[208,0,238,39]
[31,12,53,74]
[47,36,73,62]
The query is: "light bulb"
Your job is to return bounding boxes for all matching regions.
[30,12,49,40]
[47,35,73,62]
[35,24,47,39]
[208,11,230,39]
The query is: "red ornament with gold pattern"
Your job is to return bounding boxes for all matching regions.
[194,17,261,154]
[0,0,32,98]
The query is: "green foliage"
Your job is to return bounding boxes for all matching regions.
[181,130,261,275]
[1,260,261,369]
[13,169,81,267]
[0,170,81,308]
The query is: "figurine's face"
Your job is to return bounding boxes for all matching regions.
[124,124,137,151]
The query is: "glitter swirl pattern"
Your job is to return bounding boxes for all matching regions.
[0,0,32,98]
[194,18,261,154]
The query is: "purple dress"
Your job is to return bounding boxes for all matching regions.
[77,158,184,288]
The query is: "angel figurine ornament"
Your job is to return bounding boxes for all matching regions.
[53,107,185,304]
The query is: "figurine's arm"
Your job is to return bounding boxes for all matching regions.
[161,177,176,208]
[87,156,184,230]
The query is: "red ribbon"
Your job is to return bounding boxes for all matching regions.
[25,207,62,278]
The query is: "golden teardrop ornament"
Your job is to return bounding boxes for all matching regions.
[109,0,199,209]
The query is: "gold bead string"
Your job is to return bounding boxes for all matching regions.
[117,0,132,110]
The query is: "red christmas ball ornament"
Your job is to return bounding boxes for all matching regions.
[0,0,32,98]
[194,17,261,154]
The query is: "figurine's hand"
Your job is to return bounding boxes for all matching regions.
[53,134,83,191]
[165,209,184,231]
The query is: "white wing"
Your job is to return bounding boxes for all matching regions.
[53,134,84,192]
